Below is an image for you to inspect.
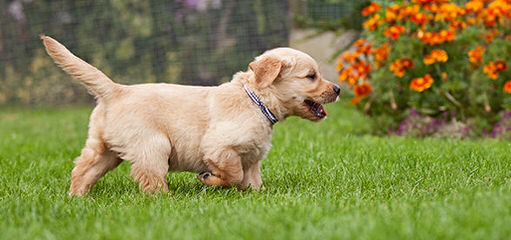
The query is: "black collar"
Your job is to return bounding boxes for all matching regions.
[243,85,278,125]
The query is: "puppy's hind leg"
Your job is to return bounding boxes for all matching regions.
[197,148,244,188]
[70,137,121,196]
[127,134,171,194]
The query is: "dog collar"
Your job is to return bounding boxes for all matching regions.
[243,84,278,125]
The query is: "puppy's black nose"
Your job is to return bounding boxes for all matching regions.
[333,85,341,95]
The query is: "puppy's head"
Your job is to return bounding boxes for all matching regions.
[249,48,340,122]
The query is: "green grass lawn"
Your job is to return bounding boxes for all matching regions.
[1,102,511,239]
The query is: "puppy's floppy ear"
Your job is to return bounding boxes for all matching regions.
[249,56,282,88]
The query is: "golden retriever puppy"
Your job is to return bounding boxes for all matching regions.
[41,35,340,196]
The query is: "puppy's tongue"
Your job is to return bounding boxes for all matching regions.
[311,102,326,118]
[319,104,327,116]
[305,100,327,118]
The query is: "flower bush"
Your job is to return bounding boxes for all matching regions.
[337,0,511,135]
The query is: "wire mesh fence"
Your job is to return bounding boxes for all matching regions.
[291,0,367,31]
[0,0,289,105]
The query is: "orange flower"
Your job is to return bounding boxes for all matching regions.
[336,60,343,71]
[354,82,373,97]
[362,2,382,16]
[424,3,441,13]
[389,61,402,76]
[466,17,478,25]
[356,43,373,56]
[484,14,497,26]
[436,3,466,22]
[486,0,511,17]
[338,67,361,86]
[483,61,507,79]
[350,97,361,104]
[440,29,456,42]
[465,0,484,13]
[449,20,466,30]
[401,58,414,69]
[372,43,390,67]
[442,72,448,81]
[424,49,448,65]
[430,32,443,44]
[484,63,498,79]
[363,14,382,31]
[432,49,448,62]
[484,29,498,42]
[384,25,405,40]
[353,61,371,76]
[384,5,401,22]
[424,55,435,65]
[410,12,432,25]
[484,0,511,26]
[399,5,420,19]
[348,75,359,86]
[504,81,511,93]
[390,58,414,77]
[468,46,485,64]
[342,51,360,64]
[417,30,455,45]
[338,67,353,82]
[410,74,434,92]
[412,0,449,6]
[354,39,365,47]
[495,60,508,71]
[391,68,405,77]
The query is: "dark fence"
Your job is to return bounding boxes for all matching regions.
[0,0,289,105]
[291,0,367,31]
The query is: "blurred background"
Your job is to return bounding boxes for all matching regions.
[0,0,366,106]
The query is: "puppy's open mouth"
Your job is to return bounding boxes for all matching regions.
[304,100,326,119]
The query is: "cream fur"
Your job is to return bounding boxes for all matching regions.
[41,35,339,196]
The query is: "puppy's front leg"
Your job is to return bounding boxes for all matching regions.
[197,148,243,188]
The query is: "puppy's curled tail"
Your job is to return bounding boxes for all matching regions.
[41,35,118,99]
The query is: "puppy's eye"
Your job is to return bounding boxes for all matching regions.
[306,73,316,80]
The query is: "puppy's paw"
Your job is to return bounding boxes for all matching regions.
[197,171,223,187]
[197,171,213,181]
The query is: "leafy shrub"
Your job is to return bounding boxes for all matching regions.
[336,0,511,135]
